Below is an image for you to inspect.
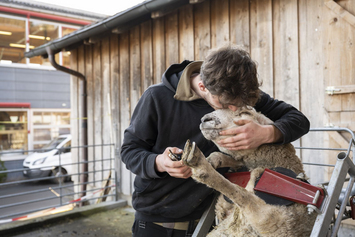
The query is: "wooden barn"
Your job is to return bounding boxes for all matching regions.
[25,0,354,204]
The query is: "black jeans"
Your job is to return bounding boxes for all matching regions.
[132,220,195,237]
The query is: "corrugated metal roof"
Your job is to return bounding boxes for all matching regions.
[24,0,190,58]
[0,0,107,21]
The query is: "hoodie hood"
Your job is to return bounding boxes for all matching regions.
[162,60,203,101]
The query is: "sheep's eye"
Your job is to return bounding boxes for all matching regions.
[239,111,252,116]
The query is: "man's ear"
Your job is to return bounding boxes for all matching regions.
[198,81,207,92]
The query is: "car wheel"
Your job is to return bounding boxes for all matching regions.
[51,167,67,184]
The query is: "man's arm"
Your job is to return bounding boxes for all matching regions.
[121,88,191,179]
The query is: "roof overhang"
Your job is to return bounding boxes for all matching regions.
[24,0,192,59]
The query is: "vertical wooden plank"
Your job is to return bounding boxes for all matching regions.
[250,0,273,96]
[210,0,229,48]
[323,7,344,114]
[109,34,121,198]
[85,44,94,187]
[165,11,179,67]
[230,0,250,52]
[140,20,154,90]
[101,37,111,181]
[119,32,132,196]
[299,0,324,128]
[273,0,299,108]
[340,111,354,130]
[70,49,80,198]
[179,5,194,61]
[130,25,141,194]
[93,41,103,187]
[77,46,85,193]
[193,0,211,60]
[152,17,166,84]
[335,1,355,111]
[130,25,142,109]
[299,0,326,185]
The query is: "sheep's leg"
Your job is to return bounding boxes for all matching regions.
[182,140,265,207]
[245,167,264,193]
[182,140,288,236]
[207,152,244,170]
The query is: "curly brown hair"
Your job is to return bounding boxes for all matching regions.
[200,45,261,107]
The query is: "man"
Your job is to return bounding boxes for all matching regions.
[121,45,310,237]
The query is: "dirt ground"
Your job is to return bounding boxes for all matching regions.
[4,206,135,237]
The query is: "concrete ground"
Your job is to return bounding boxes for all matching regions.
[1,199,354,237]
[0,201,135,237]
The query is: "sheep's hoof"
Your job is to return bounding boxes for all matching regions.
[181,139,203,167]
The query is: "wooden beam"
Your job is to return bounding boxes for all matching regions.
[328,131,351,149]
[325,85,355,95]
[324,0,355,28]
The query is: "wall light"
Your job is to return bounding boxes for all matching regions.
[9,43,35,49]
[29,35,50,40]
[0,31,12,36]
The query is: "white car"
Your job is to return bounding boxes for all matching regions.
[23,134,72,183]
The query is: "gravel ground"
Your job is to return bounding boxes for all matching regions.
[3,206,135,237]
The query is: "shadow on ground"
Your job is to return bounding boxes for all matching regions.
[2,206,135,237]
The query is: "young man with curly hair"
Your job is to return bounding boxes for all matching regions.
[121,45,310,237]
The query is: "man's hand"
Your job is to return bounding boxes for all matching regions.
[155,147,192,179]
[217,119,283,151]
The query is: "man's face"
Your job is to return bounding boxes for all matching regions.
[204,90,239,111]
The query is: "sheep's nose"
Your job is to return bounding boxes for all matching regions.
[201,116,213,123]
[201,116,216,128]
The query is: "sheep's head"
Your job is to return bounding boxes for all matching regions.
[199,107,273,143]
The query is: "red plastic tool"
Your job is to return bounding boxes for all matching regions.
[224,171,250,188]
[224,168,325,209]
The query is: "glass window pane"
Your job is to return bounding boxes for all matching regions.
[33,128,51,141]
[62,27,77,67]
[0,111,28,151]
[62,51,71,68]
[53,112,70,125]
[0,17,26,64]
[29,20,58,65]
[42,112,51,125]
[33,112,42,125]
[62,27,77,37]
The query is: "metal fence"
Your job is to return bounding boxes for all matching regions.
[295,128,355,236]
[1,128,354,234]
[0,143,117,223]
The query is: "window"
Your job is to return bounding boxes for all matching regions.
[0,111,28,151]
[0,14,80,67]
[0,17,26,64]
[32,110,71,149]
[29,20,58,66]
[61,27,77,67]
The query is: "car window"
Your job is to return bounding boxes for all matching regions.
[39,137,67,152]
[61,140,71,153]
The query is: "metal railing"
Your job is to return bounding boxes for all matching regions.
[296,128,355,236]
[0,143,117,223]
[192,127,355,237]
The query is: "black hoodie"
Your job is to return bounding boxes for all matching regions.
[121,60,310,222]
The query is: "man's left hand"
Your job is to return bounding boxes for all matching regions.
[217,119,282,151]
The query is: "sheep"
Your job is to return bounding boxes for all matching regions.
[181,107,317,237]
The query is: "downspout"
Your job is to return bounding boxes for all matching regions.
[46,46,88,201]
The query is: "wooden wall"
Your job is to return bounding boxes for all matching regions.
[69,0,355,200]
